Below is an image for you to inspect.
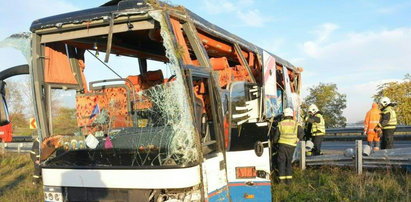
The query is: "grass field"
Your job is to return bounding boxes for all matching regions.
[0,154,410,201]
[272,166,411,201]
[0,153,42,202]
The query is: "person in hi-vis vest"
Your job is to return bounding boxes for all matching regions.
[304,104,325,156]
[363,102,381,151]
[377,97,397,149]
[30,137,41,185]
[272,108,304,184]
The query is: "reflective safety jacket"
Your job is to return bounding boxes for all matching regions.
[380,106,397,129]
[30,137,41,179]
[305,113,325,136]
[30,138,40,162]
[364,103,381,134]
[278,119,299,146]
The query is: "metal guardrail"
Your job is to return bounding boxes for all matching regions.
[11,136,34,142]
[326,125,411,135]
[324,126,411,141]
[324,134,411,141]
[299,140,411,174]
[0,142,32,154]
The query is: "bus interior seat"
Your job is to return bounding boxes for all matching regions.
[209,57,232,88]
[141,70,164,90]
[102,87,130,128]
[126,70,164,92]
[210,57,229,71]
[76,86,132,130]
[191,60,200,67]
[232,65,251,82]
[76,94,107,128]
[126,70,165,111]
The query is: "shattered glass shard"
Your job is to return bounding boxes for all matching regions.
[0,32,32,62]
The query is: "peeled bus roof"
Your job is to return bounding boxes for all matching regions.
[30,0,296,69]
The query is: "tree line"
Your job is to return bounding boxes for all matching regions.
[5,78,77,136]
[303,73,410,128]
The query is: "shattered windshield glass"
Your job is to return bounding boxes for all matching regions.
[42,12,199,168]
[46,80,198,168]
[0,32,31,62]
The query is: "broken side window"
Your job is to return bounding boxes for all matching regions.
[228,82,267,151]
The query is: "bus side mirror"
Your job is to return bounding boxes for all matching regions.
[0,80,10,126]
[254,141,264,157]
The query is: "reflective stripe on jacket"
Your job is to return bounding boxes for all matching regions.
[381,106,397,129]
[311,113,325,136]
[278,119,299,146]
[364,103,381,133]
[30,138,40,163]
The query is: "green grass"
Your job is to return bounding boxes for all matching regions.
[13,128,36,136]
[0,153,43,202]
[272,166,411,201]
[1,154,410,201]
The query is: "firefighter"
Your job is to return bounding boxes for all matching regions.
[378,97,397,149]
[272,108,304,184]
[363,103,381,151]
[303,114,313,156]
[305,104,325,156]
[30,137,41,185]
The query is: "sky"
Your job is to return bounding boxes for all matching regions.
[0,0,410,123]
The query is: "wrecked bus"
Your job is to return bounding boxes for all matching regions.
[0,0,303,201]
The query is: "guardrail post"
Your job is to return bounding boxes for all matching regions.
[300,141,306,170]
[0,139,4,154]
[18,143,24,153]
[355,140,363,175]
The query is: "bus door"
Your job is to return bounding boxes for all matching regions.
[186,68,230,201]
[226,81,272,201]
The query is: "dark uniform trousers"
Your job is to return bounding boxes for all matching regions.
[312,135,323,155]
[276,143,295,182]
[381,129,395,149]
[30,139,41,184]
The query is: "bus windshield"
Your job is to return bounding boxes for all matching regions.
[38,19,199,168]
